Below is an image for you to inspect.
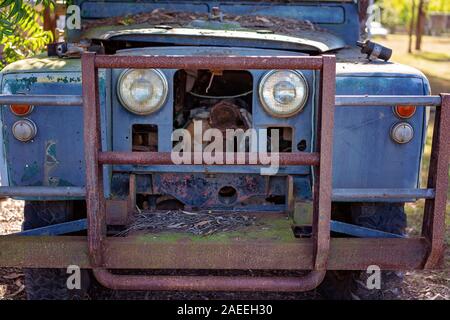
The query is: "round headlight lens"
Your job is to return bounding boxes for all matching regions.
[12,119,37,142]
[259,70,308,117]
[117,69,168,115]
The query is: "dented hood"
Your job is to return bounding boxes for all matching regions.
[83,25,346,53]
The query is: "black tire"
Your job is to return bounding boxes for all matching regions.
[23,201,90,300]
[318,203,407,300]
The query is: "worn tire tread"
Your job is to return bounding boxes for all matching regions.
[23,201,89,300]
[319,203,407,300]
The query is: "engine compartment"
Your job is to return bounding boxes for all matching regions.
[173,69,253,132]
[129,69,294,211]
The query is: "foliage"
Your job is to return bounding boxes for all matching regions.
[428,0,450,12]
[0,0,55,69]
[376,0,450,29]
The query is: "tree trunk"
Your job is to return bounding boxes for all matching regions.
[408,0,416,53]
[415,0,426,51]
[358,0,371,39]
[43,7,56,41]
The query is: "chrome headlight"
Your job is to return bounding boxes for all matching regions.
[391,122,414,144]
[12,119,37,142]
[259,70,308,117]
[117,69,168,115]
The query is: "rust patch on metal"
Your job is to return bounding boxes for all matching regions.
[92,268,326,292]
[312,55,335,271]
[82,52,105,267]
[0,236,429,270]
[209,100,248,133]
[98,151,320,166]
[94,54,324,70]
[422,93,450,269]
[105,199,129,225]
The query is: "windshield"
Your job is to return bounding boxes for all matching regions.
[83,9,335,40]
[81,9,346,53]
[72,1,359,48]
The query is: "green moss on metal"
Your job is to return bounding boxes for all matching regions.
[135,215,296,244]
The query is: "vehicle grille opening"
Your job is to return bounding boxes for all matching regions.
[265,195,286,205]
[132,124,158,152]
[267,127,293,152]
[173,69,253,130]
[297,139,307,151]
[218,186,238,205]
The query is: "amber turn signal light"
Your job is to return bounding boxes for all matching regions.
[394,105,416,119]
[10,104,34,116]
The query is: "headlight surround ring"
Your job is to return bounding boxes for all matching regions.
[258,70,309,118]
[117,68,168,115]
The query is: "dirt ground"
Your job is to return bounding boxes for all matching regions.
[374,34,450,94]
[0,199,24,300]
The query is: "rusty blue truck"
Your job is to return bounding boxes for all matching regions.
[0,0,448,300]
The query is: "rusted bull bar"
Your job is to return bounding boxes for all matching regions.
[82,53,449,290]
[0,94,443,108]
[81,53,336,291]
[98,151,320,166]
[94,55,325,70]
[0,186,85,197]
[334,95,443,106]
[0,56,447,292]
[0,94,82,106]
[93,269,326,292]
